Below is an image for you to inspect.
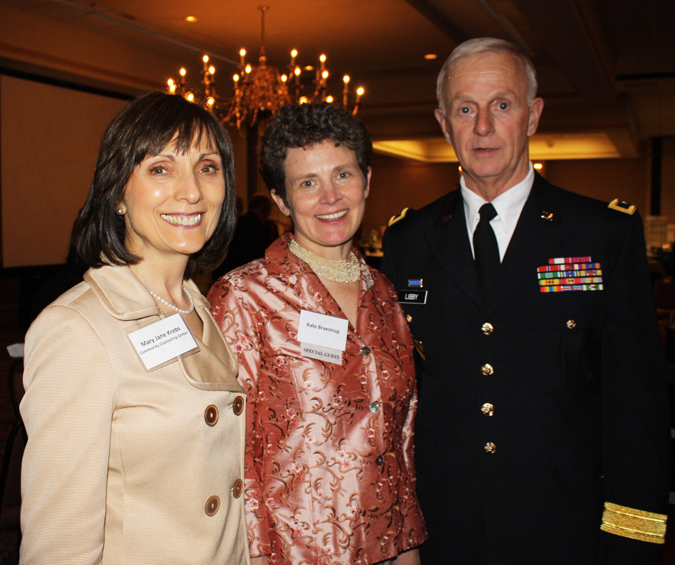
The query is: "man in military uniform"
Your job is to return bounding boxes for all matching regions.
[381,37,671,563]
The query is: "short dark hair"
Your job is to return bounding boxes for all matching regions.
[260,103,372,204]
[73,91,237,279]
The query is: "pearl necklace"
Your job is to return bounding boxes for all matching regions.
[147,285,194,314]
[289,239,361,283]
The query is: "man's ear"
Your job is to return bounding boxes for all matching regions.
[527,97,544,136]
[435,108,453,145]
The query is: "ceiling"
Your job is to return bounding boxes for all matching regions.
[3,0,675,161]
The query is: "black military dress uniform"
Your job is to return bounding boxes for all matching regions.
[381,173,671,564]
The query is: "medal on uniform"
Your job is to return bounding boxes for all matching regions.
[397,278,428,304]
[537,257,604,292]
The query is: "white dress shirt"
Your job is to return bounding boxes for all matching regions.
[461,164,535,261]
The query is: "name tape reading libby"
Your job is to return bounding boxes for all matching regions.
[128,313,198,370]
[397,290,428,304]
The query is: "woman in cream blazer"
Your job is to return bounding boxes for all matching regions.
[20,92,249,565]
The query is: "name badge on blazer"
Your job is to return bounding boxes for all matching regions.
[297,310,348,365]
[398,290,428,304]
[128,314,198,370]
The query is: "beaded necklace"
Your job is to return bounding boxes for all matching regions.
[289,239,360,283]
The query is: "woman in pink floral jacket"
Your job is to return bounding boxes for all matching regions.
[208,103,426,565]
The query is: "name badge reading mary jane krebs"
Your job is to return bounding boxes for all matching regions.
[128,313,198,370]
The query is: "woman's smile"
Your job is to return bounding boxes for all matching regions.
[316,209,349,221]
[160,212,204,226]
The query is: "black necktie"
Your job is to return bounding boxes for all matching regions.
[473,203,500,299]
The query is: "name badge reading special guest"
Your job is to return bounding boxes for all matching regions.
[297,310,349,365]
[128,313,198,371]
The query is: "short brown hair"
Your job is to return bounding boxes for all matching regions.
[260,103,372,204]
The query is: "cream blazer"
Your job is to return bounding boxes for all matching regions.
[20,265,249,565]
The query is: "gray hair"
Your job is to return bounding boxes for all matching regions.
[436,37,538,114]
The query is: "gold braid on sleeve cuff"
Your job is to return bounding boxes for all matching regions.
[600,502,667,544]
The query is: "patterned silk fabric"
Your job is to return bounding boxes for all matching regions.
[209,234,426,565]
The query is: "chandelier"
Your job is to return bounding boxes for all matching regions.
[167,6,365,131]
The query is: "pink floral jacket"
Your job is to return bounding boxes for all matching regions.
[208,234,426,565]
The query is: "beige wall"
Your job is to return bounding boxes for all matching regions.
[0,76,127,267]
[363,154,461,234]
[544,157,650,211]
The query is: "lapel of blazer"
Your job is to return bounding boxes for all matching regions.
[425,190,483,307]
[485,173,574,314]
[86,265,242,392]
[179,290,243,393]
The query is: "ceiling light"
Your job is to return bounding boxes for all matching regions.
[185,16,197,22]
